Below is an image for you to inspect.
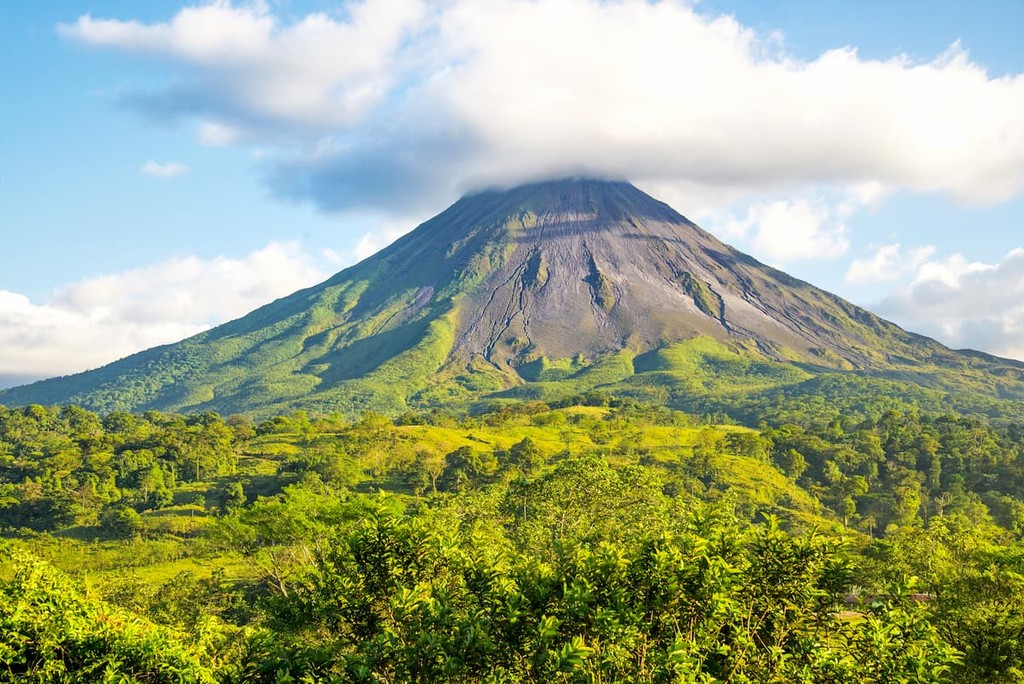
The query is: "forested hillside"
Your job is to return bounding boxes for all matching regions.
[4,397,1024,681]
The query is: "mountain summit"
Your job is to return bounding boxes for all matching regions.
[3,179,1021,416]
[428,179,924,369]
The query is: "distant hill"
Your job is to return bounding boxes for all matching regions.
[4,178,1024,419]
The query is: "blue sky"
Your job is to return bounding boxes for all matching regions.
[3,0,1024,387]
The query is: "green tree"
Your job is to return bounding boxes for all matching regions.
[437,446,496,492]
[505,436,545,475]
[99,504,142,539]
[220,481,246,513]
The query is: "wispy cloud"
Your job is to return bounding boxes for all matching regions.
[141,160,190,177]
[198,121,244,147]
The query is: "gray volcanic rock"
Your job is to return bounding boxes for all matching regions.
[440,179,935,371]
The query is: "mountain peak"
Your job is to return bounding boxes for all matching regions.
[0,179,1003,416]
[456,177,685,226]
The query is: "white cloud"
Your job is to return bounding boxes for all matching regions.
[198,121,244,146]
[351,218,421,261]
[59,1,1024,212]
[141,160,190,177]
[60,0,427,129]
[877,249,1024,360]
[0,242,331,385]
[845,243,936,284]
[707,190,861,264]
[0,289,205,388]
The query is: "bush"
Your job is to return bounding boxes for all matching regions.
[0,553,215,683]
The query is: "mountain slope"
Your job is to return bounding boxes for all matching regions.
[3,179,1023,417]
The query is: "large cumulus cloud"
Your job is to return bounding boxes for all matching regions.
[60,0,1024,213]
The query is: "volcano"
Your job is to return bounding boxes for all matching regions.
[3,179,1022,417]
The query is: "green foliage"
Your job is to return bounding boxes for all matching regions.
[98,504,142,539]
[241,503,957,683]
[13,397,1024,545]
[585,254,616,311]
[5,400,1024,682]
[437,445,497,492]
[502,453,665,556]
[0,552,215,683]
[679,271,720,318]
[219,482,246,514]
[861,517,1024,682]
[505,436,545,475]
